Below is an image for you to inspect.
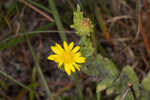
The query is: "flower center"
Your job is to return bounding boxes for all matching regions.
[61,51,73,63]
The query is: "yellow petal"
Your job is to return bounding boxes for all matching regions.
[74,52,81,57]
[63,41,69,51]
[72,46,80,53]
[56,43,64,52]
[75,57,86,63]
[51,46,62,55]
[48,55,58,60]
[68,42,74,50]
[58,62,63,68]
[48,55,62,63]
[73,63,80,71]
[64,64,71,76]
[70,64,75,72]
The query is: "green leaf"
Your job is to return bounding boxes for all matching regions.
[82,54,118,78]
[115,65,139,100]
[138,90,150,100]
[82,54,119,95]
[96,55,119,94]
[121,66,139,87]
[142,71,150,92]
[97,55,118,79]
[96,78,113,92]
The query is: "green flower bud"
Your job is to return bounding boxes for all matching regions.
[71,5,94,36]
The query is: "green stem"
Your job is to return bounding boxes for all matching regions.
[96,92,101,100]
[73,73,84,100]
[26,36,54,100]
[48,1,83,99]
[48,0,67,41]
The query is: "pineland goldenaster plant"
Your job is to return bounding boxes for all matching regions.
[48,41,86,76]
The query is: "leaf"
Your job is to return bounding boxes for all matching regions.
[142,71,150,92]
[81,55,99,76]
[81,53,119,95]
[121,66,139,87]
[115,65,139,100]
[97,55,118,79]
[96,78,113,92]
[138,90,150,100]
[96,55,119,94]
[82,54,118,79]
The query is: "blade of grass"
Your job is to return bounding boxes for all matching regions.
[7,0,17,16]
[0,35,25,50]
[26,0,51,14]
[95,6,113,45]
[65,0,75,10]
[36,23,55,31]
[48,0,67,41]
[26,35,54,100]
[0,30,74,50]
[17,0,54,22]
[77,0,84,11]
[97,0,111,15]
[138,6,150,58]
[29,39,42,100]
[18,6,54,99]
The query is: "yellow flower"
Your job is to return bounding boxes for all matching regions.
[48,41,86,76]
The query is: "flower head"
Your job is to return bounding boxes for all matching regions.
[48,41,86,76]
